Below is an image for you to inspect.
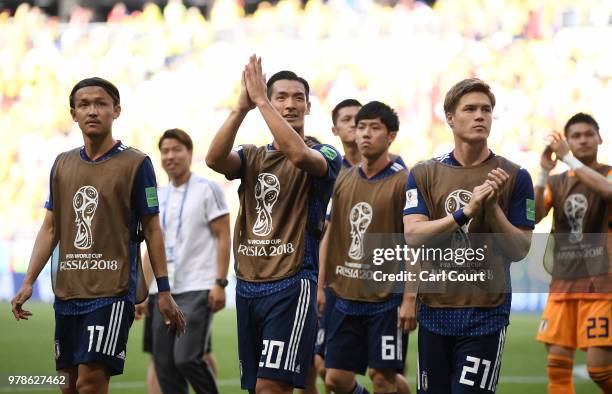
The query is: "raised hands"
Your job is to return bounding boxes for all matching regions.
[464,182,493,218]
[547,131,570,159]
[540,145,556,172]
[484,167,510,208]
[236,66,256,113]
[243,54,268,107]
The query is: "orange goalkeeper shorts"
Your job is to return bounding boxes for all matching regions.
[536,298,612,350]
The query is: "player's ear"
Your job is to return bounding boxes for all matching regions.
[446,111,454,128]
[388,131,397,144]
[70,108,77,122]
[331,126,338,136]
[305,100,311,115]
[113,104,121,119]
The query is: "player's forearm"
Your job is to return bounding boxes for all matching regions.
[142,251,155,288]
[574,166,612,201]
[403,215,460,247]
[205,109,247,170]
[534,186,548,224]
[317,228,331,288]
[215,225,230,281]
[23,215,57,286]
[403,262,419,297]
[256,100,309,162]
[485,204,532,261]
[142,215,168,279]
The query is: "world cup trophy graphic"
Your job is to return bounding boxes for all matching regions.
[445,189,472,254]
[253,173,280,237]
[348,202,373,260]
[73,185,99,249]
[563,193,588,243]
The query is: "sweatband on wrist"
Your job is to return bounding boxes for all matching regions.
[452,208,470,227]
[561,154,584,171]
[535,167,550,188]
[156,276,170,292]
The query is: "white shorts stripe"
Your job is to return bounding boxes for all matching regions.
[283,280,307,371]
[488,327,506,391]
[102,302,117,355]
[396,326,402,361]
[289,280,310,370]
[110,301,125,356]
[416,352,420,390]
[492,327,506,392]
[105,301,122,355]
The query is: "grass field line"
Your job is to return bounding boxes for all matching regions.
[0,371,595,392]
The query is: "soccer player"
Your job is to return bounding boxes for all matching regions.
[321,101,416,394]
[143,128,230,394]
[534,113,612,393]
[205,55,341,393]
[403,78,534,393]
[10,77,185,394]
[310,99,411,394]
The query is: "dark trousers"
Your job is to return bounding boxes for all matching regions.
[152,290,218,394]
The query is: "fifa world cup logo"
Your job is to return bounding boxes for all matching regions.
[564,193,588,243]
[253,173,280,237]
[445,189,472,252]
[73,185,99,250]
[348,202,373,260]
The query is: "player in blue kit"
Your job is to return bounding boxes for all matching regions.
[11,77,184,394]
[403,78,534,393]
[321,101,416,394]
[206,55,340,393]
[309,99,411,394]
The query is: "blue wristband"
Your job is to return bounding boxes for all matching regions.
[156,276,171,292]
[452,208,470,227]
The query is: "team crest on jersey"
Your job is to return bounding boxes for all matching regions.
[73,185,99,250]
[563,193,587,243]
[348,202,373,260]
[54,340,60,360]
[253,173,280,237]
[421,370,428,391]
[445,189,472,252]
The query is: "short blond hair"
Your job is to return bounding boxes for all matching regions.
[443,78,496,115]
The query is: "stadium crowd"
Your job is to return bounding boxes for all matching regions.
[0,0,611,270]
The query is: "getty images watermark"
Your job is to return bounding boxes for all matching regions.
[370,244,489,283]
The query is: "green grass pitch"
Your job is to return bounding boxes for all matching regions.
[0,303,599,393]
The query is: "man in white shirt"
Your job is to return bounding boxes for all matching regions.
[139,128,230,394]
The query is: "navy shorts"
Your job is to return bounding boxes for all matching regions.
[237,278,317,390]
[417,325,507,393]
[325,306,407,375]
[55,300,135,376]
[314,286,337,358]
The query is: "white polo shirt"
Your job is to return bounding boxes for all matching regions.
[149,173,229,294]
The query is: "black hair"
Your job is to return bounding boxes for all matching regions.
[69,77,120,108]
[158,128,194,151]
[564,112,600,137]
[305,135,321,145]
[355,101,399,133]
[266,71,310,99]
[331,99,362,126]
